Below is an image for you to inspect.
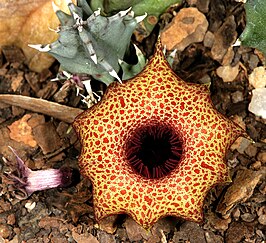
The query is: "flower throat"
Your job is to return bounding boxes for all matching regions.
[125,123,183,179]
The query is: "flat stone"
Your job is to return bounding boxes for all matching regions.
[187,0,210,13]
[124,217,150,242]
[1,46,25,64]
[98,215,118,234]
[25,72,41,93]
[161,7,208,51]
[250,161,262,170]
[7,214,16,225]
[32,121,63,154]
[211,15,237,62]
[173,222,206,243]
[8,114,37,148]
[11,106,25,117]
[222,47,235,65]
[225,222,252,243]
[248,54,260,70]
[217,169,263,217]
[27,114,45,128]
[146,217,177,242]
[11,71,24,92]
[231,208,241,220]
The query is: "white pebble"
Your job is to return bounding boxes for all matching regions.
[25,201,36,212]
[248,88,266,119]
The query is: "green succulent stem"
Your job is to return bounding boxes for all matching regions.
[240,0,266,58]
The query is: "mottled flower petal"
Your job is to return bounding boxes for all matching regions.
[73,40,246,229]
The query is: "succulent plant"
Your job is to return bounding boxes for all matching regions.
[73,40,247,229]
[29,0,146,85]
[89,0,182,36]
[240,0,266,58]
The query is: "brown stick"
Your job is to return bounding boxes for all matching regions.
[0,94,83,123]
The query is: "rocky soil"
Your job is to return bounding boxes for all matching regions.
[0,0,265,242]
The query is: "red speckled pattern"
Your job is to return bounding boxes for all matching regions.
[73,40,246,229]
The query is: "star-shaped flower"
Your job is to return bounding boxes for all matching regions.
[73,40,245,229]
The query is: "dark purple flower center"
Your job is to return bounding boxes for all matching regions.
[125,123,183,179]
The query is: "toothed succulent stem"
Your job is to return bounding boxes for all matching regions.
[29,0,146,86]
[240,0,266,57]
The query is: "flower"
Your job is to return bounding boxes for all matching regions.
[73,40,246,229]
[5,147,73,198]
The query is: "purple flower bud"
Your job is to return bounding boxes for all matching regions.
[7,147,73,197]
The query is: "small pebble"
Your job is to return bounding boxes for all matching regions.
[0,223,12,239]
[256,229,265,239]
[258,215,266,225]
[231,208,241,221]
[7,214,16,225]
[161,7,208,51]
[249,66,266,88]
[25,201,36,212]
[250,161,261,170]
[259,182,266,194]
[216,64,239,82]
[98,215,118,234]
[248,88,266,119]
[248,54,260,70]
[241,213,255,222]
[244,144,257,157]
[231,137,250,154]
[222,47,235,66]
[199,74,211,84]
[203,31,214,48]
[257,152,266,164]
[231,91,244,103]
